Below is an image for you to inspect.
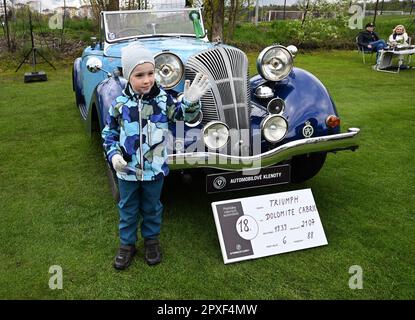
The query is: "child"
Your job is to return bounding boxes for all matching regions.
[102,43,210,270]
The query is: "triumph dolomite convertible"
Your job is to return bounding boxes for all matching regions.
[72,8,360,197]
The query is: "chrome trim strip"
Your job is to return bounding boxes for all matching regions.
[168,128,360,170]
[219,47,239,129]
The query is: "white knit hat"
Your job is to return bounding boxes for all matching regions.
[121,43,155,81]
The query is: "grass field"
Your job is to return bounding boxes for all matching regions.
[0,50,414,299]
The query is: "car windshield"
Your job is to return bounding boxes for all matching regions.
[103,9,202,42]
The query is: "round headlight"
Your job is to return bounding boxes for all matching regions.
[267,98,285,115]
[154,52,184,89]
[261,115,288,143]
[203,121,230,150]
[256,45,293,81]
[185,110,203,128]
[286,45,298,58]
[254,85,274,99]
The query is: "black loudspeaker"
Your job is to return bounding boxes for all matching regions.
[24,71,48,83]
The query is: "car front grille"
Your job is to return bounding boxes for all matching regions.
[185,46,251,155]
[185,46,251,128]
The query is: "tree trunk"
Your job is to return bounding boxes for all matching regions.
[211,0,224,42]
[373,0,380,24]
[2,0,11,51]
[107,0,119,11]
[301,0,310,27]
[226,0,239,40]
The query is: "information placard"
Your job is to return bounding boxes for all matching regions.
[211,189,328,264]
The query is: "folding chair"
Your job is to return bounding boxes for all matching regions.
[356,36,374,64]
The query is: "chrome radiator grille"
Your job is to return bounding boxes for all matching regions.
[185,46,251,130]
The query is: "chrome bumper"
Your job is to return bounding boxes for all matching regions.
[168,128,360,171]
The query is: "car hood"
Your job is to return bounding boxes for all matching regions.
[104,37,214,64]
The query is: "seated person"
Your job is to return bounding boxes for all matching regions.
[388,25,409,47]
[357,22,387,63]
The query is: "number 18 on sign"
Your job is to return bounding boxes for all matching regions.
[211,189,328,264]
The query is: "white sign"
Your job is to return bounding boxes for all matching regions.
[211,189,328,264]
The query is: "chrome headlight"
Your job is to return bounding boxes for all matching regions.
[261,115,288,143]
[203,121,230,150]
[154,52,184,89]
[286,45,298,58]
[254,85,274,99]
[256,45,293,81]
[267,98,285,115]
[185,111,203,128]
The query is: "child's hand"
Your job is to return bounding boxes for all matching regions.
[183,72,211,103]
[112,154,127,172]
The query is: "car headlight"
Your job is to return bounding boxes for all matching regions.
[261,115,288,143]
[154,52,184,89]
[203,121,230,150]
[256,45,293,81]
[267,98,285,115]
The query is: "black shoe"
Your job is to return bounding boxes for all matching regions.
[113,244,136,270]
[144,239,162,265]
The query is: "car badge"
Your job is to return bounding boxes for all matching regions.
[302,121,314,138]
[213,176,226,190]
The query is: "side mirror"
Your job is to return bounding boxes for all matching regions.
[86,57,103,73]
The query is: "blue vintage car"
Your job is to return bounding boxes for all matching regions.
[72,8,360,197]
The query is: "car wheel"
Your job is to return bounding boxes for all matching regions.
[105,158,120,202]
[290,152,327,183]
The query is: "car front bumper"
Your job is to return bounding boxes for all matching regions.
[168,128,360,171]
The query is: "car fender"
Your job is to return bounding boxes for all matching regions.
[87,76,127,134]
[73,57,82,92]
[250,67,340,146]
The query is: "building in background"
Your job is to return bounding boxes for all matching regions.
[56,5,78,18]
[26,0,41,12]
[78,4,92,18]
[42,8,53,15]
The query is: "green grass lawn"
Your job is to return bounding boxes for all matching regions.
[0,50,414,299]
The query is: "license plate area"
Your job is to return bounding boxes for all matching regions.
[206,164,290,193]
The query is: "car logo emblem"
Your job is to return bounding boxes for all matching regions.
[213,176,226,190]
[302,121,314,138]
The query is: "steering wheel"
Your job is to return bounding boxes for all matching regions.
[116,27,147,38]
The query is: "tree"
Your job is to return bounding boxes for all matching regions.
[203,0,224,41]
[227,0,239,40]
[212,0,224,41]
[88,0,119,21]
[2,0,11,51]
[108,0,119,11]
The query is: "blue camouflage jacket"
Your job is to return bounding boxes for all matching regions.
[101,84,200,181]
